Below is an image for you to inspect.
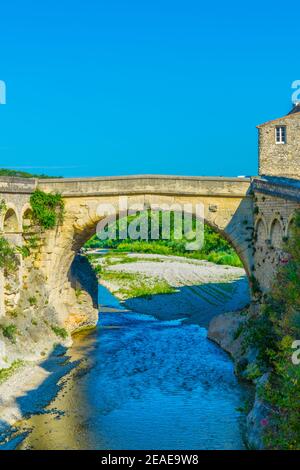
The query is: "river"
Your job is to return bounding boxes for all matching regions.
[0,278,251,450]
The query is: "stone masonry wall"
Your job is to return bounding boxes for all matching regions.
[258,112,300,179]
[253,191,300,291]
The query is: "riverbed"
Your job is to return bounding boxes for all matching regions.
[0,255,251,450]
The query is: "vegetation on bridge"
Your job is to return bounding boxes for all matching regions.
[30,189,64,229]
[0,189,64,273]
[245,210,300,449]
[0,237,19,273]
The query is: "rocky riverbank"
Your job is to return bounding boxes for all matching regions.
[0,253,99,430]
[208,308,271,449]
[0,253,98,367]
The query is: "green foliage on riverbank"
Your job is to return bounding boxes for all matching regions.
[51,325,68,339]
[0,360,24,384]
[0,168,61,179]
[30,190,64,229]
[0,324,18,343]
[245,211,300,450]
[84,213,242,267]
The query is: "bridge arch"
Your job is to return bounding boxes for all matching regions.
[0,205,22,316]
[22,204,34,233]
[286,214,295,239]
[69,200,251,273]
[41,194,253,328]
[2,206,20,234]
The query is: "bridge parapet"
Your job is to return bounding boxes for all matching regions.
[37,175,251,198]
[0,177,37,194]
[253,177,300,202]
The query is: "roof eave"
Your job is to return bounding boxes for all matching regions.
[257,111,300,128]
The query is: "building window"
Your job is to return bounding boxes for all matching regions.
[275,126,286,144]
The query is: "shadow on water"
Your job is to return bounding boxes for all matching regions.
[122,277,250,327]
[0,276,251,450]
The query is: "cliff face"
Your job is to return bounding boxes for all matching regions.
[69,255,98,309]
[0,254,99,371]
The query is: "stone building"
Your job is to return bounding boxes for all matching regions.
[258,103,300,179]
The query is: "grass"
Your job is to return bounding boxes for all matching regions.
[0,324,18,343]
[51,325,68,339]
[102,254,153,266]
[0,360,24,384]
[100,270,138,282]
[86,240,242,268]
[85,214,244,303]
[118,279,176,299]
[29,296,37,306]
[87,242,241,302]
[91,258,176,299]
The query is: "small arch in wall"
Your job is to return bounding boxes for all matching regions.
[255,217,267,244]
[3,207,20,233]
[286,215,295,239]
[22,206,34,233]
[270,218,284,249]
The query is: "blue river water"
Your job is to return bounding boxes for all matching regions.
[0,283,250,450]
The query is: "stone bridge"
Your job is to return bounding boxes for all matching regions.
[0,173,299,330]
[0,175,255,323]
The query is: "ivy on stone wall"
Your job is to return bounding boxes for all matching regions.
[0,236,19,273]
[245,210,300,449]
[0,199,6,214]
[30,189,64,230]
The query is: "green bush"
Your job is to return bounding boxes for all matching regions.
[0,360,24,383]
[0,237,19,273]
[29,296,37,306]
[30,190,64,229]
[51,325,68,339]
[16,245,31,258]
[245,210,300,449]
[0,168,61,179]
[84,213,243,268]
[0,324,18,343]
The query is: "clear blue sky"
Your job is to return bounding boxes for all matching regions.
[0,0,299,178]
